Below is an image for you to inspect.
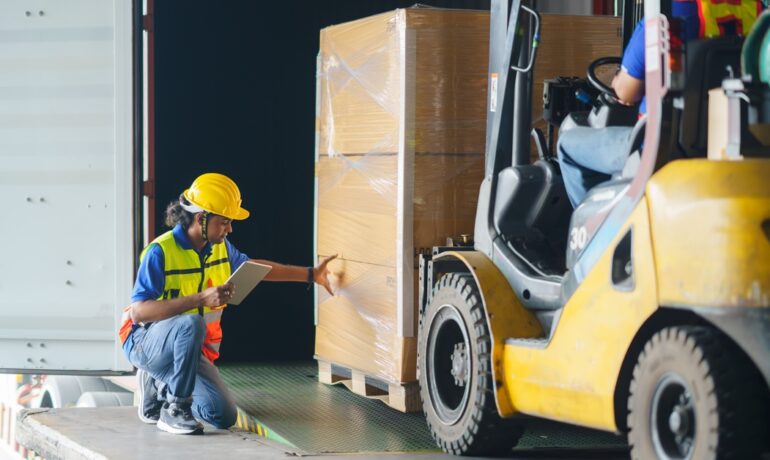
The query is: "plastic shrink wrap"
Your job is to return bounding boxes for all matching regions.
[314,7,489,384]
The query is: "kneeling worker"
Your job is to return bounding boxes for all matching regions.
[118,173,336,434]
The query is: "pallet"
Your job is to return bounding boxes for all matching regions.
[316,360,421,413]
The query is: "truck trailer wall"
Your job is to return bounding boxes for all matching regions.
[0,0,135,374]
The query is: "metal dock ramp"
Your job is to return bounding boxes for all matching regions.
[220,363,628,455]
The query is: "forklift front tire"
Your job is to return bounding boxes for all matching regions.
[627,326,770,460]
[418,273,523,456]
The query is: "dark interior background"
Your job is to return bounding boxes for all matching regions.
[153,1,489,363]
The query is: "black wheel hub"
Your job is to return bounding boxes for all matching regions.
[651,373,696,459]
[427,304,471,425]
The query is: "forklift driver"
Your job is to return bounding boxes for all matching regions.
[118,173,336,435]
[557,0,700,207]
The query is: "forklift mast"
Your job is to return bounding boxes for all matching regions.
[484,0,525,178]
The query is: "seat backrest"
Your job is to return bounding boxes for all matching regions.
[492,161,572,275]
[678,36,744,157]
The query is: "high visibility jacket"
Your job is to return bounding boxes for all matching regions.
[118,230,230,363]
[697,0,765,37]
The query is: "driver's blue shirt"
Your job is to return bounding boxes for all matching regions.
[620,0,700,114]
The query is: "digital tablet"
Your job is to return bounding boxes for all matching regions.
[225,261,272,305]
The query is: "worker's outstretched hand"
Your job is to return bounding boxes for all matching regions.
[314,255,337,296]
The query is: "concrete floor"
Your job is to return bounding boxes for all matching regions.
[17,407,292,460]
[16,407,630,460]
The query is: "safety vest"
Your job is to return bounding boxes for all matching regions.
[697,0,765,37]
[118,230,231,363]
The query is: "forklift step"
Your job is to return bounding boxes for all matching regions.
[316,359,421,413]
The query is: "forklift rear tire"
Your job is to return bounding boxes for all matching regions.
[627,326,770,460]
[418,273,523,456]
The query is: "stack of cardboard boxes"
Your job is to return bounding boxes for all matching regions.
[314,8,489,388]
[313,7,622,405]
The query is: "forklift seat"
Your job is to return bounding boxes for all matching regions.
[678,36,744,157]
[493,160,572,276]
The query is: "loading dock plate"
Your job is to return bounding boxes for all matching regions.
[220,363,628,455]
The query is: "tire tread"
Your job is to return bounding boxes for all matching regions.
[628,326,769,459]
[419,273,523,456]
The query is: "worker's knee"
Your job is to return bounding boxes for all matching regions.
[176,314,205,342]
[193,397,237,429]
[212,407,238,430]
[556,129,578,164]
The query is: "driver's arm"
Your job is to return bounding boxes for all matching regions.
[613,19,645,106]
[612,71,644,106]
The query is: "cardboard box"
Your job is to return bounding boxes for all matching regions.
[314,257,417,382]
[316,154,482,267]
[316,8,489,156]
[314,8,488,384]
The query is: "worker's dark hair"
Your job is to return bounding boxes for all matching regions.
[164,194,195,229]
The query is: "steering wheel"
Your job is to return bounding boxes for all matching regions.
[587,56,622,98]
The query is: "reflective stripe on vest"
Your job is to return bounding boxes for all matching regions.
[697,0,764,37]
[117,230,230,362]
[118,306,133,344]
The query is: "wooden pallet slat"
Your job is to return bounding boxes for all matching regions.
[316,360,421,413]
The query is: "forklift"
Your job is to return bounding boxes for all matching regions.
[417,0,770,458]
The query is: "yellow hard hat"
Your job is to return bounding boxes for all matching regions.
[182,173,250,220]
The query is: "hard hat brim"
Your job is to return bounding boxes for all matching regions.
[231,207,250,220]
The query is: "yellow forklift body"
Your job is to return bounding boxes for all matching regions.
[501,199,658,430]
[432,251,544,416]
[647,159,770,309]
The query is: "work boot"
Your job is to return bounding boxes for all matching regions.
[157,399,203,435]
[136,369,163,424]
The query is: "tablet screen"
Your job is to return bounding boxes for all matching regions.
[225,261,272,305]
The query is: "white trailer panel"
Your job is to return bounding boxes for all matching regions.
[0,0,134,373]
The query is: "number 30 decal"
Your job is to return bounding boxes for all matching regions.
[569,226,588,251]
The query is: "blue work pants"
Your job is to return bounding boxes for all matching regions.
[557,126,634,207]
[123,315,238,429]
